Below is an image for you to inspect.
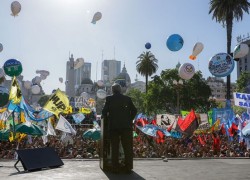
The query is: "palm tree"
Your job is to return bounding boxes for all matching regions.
[209,0,250,101]
[136,51,158,93]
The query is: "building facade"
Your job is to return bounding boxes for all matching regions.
[236,39,250,79]
[206,76,236,102]
[101,59,121,83]
[65,54,92,97]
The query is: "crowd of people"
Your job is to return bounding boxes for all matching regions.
[1,123,249,160]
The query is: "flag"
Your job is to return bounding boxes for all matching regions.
[197,135,205,146]
[228,122,238,137]
[9,76,22,104]
[56,115,76,135]
[151,119,157,125]
[47,118,56,136]
[156,130,164,144]
[175,109,199,136]
[167,120,175,132]
[72,113,85,124]
[81,107,92,114]
[43,89,70,117]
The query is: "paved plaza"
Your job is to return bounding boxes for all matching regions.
[0,158,250,180]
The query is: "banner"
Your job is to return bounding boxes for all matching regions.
[56,115,76,135]
[212,108,234,125]
[9,76,22,104]
[233,92,250,108]
[43,89,70,117]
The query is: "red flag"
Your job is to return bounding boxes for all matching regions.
[175,109,199,136]
[228,123,238,137]
[156,130,164,144]
[197,135,205,146]
[151,119,157,125]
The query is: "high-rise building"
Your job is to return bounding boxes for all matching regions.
[101,59,121,83]
[65,54,91,97]
[236,39,250,78]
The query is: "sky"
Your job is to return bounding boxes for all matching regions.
[1,0,250,94]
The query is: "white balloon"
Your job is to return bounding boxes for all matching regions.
[36,70,50,76]
[81,92,89,100]
[0,43,3,52]
[0,68,5,78]
[91,12,102,24]
[178,63,195,80]
[74,58,84,69]
[97,80,104,86]
[233,43,249,59]
[31,85,41,94]
[40,74,47,80]
[35,76,42,84]
[59,77,63,83]
[97,89,107,99]
[11,1,21,17]
[24,81,32,89]
[189,42,204,60]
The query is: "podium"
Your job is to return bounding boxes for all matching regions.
[100,118,133,172]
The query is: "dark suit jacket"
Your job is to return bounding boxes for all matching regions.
[102,93,137,130]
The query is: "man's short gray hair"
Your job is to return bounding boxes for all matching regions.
[112,83,121,94]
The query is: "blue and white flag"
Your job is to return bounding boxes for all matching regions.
[242,121,250,138]
[72,113,85,124]
[56,115,76,135]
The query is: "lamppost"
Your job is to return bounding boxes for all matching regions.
[173,79,183,115]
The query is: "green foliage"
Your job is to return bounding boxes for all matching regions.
[125,88,145,114]
[235,72,250,93]
[146,69,212,114]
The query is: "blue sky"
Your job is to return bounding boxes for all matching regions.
[0,0,250,94]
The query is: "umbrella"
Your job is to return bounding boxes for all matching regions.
[83,128,100,141]
[0,129,10,141]
[136,124,171,137]
[15,123,46,136]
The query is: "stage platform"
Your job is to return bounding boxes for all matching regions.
[0,158,250,180]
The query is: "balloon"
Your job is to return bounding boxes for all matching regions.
[11,1,21,17]
[0,43,3,52]
[208,53,235,77]
[97,80,104,87]
[145,42,151,49]
[0,68,5,78]
[96,89,107,99]
[3,59,22,77]
[0,86,9,107]
[81,92,89,100]
[31,85,41,94]
[35,76,42,84]
[74,58,84,69]
[233,43,249,59]
[59,77,63,83]
[178,63,195,80]
[24,81,32,89]
[166,34,184,51]
[36,70,50,76]
[91,12,102,24]
[189,42,204,60]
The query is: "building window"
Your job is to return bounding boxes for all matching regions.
[217,90,220,92]
[245,58,247,64]
[240,67,242,72]
[239,60,242,65]
[245,65,247,71]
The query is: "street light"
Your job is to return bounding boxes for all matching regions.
[173,79,183,114]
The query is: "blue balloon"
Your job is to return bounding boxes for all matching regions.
[145,42,151,49]
[166,34,184,51]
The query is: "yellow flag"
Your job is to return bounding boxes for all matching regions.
[0,108,7,113]
[81,107,91,114]
[9,76,22,104]
[43,89,70,117]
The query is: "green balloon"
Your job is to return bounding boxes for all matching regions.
[3,59,23,77]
